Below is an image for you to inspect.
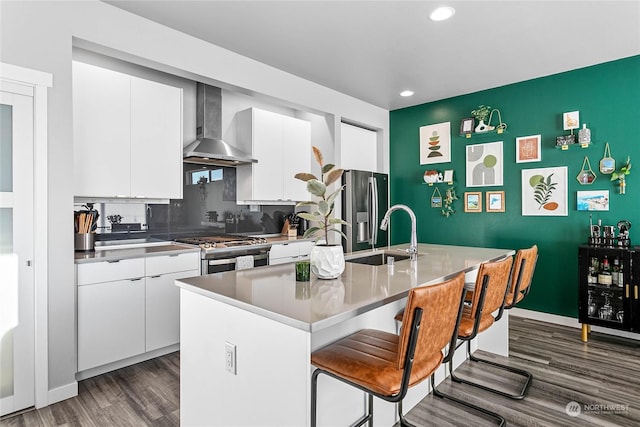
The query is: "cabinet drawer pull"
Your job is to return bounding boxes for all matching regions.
[130,277,143,282]
[150,275,162,278]
[626,284,630,298]
[635,285,639,300]
[168,254,180,257]
[107,259,121,263]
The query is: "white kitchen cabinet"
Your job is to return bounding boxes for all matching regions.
[77,258,146,371]
[236,108,311,204]
[73,61,131,198]
[268,240,313,265]
[72,61,183,199]
[130,76,183,199]
[145,252,199,352]
[76,251,199,373]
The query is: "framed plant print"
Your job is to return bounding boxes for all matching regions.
[466,141,503,187]
[521,166,568,216]
[420,122,451,165]
[563,111,579,130]
[486,191,505,212]
[464,192,482,213]
[515,135,541,163]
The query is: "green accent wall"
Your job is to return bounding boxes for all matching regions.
[389,56,640,318]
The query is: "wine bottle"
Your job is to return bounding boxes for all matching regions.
[617,261,624,287]
[612,257,620,286]
[598,256,612,286]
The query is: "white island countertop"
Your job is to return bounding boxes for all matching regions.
[175,243,513,332]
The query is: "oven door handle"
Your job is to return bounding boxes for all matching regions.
[207,252,269,266]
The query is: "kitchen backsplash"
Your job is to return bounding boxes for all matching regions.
[82,165,294,239]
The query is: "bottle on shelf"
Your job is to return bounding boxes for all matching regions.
[598,256,612,286]
[612,257,620,286]
[588,257,599,284]
[617,261,624,287]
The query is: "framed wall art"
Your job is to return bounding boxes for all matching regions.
[486,191,505,212]
[521,166,568,216]
[460,118,474,135]
[563,111,579,130]
[420,122,451,165]
[515,135,541,163]
[464,192,482,213]
[466,141,503,187]
[577,190,609,211]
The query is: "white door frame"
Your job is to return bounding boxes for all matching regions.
[0,62,52,409]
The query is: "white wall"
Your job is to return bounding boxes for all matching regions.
[0,0,388,402]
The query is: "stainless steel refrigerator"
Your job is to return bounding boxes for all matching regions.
[342,170,389,252]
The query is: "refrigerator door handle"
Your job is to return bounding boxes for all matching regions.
[369,176,378,246]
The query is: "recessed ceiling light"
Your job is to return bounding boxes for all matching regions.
[429,6,455,21]
[400,90,414,97]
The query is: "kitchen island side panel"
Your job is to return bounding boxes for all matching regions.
[180,289,311,427]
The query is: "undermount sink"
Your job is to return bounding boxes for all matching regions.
[345,251,411,266]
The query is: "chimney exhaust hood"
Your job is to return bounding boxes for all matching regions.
[183,83,257,167]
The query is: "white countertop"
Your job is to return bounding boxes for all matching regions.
[175,243,514,332]
[74,241,201,263]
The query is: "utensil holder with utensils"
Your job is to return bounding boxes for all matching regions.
[75,206,99,251]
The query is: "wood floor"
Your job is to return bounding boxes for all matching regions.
[2,316,639,426]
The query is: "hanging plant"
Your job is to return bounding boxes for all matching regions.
[441,187,458,217]
[610,156,631,194]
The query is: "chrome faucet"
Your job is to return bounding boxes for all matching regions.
[380,204,418,260]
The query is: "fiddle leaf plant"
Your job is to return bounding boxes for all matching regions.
[294,146,350,244]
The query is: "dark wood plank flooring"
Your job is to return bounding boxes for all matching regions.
[2,316,639,426]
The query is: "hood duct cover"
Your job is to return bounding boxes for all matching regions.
[183,83,257,166]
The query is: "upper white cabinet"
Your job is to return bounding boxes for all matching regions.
[236,108,310,204]
[72,61,183,199]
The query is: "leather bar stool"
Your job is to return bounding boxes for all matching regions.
[311,273,481,427]
[434,255,533,404]
[503,245,538,310]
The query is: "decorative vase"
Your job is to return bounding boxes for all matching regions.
[474,120,495,133]
[310,245,345,279]
[619,179,626,195]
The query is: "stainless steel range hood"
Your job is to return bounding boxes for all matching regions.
[183,83,257,166]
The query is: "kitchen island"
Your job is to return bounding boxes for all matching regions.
[176,243,513,427]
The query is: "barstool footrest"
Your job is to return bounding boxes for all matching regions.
[449,342,533,400]
[431,375,506,426]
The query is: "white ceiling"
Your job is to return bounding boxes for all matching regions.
[105,1,640,110]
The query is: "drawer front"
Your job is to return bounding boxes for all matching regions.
[269,243,300,262]
[77,258,145,286]
[297,241,313,257]
[146,252,200,276]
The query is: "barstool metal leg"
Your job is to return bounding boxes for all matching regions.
[311,368,373,427]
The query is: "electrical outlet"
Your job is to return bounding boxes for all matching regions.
[225,342,236,375]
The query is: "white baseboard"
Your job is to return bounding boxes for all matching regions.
[511,308,640,341]
[46,381,78,407]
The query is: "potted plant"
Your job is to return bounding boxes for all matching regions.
[610,156,632,194]
[295,146,349,279]
[471,104,494,133]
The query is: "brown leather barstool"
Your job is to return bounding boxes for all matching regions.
[503,245,538,310]
[310,272,506,427]
[434,255,533,403]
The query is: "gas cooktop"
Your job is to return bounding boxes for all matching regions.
[174,234,269,253]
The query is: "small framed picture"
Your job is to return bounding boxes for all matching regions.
[515,135,541,163]
[577,190,609,211]
[443,169,454,184]
[460,118,475,135]
[486,191,505,212]
[464,192,482,213]
[563,111,579,130]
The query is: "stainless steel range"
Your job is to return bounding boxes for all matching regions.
[174,234,270,274]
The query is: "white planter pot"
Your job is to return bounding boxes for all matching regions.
[474,119,495,133]
[310,245,345,279]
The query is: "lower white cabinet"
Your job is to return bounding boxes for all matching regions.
[146,269,198,352]
[76,251,199,373]
[268,241,313,265]
[77,277,146,372]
